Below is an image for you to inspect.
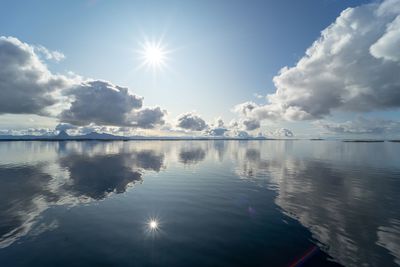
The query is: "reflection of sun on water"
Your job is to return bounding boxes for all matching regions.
[147,218,160,233]
[149,219,158,230]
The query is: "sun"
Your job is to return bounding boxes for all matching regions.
[138,40,170,71]
[144,45,165,65]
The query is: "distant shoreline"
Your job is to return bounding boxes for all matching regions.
[0,138,285,142]
[0,138,398,142]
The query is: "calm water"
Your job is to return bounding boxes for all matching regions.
[0,141,399,267]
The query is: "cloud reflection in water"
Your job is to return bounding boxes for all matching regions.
[0,140,399,267]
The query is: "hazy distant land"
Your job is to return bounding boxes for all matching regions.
[0,131,271,141]
[0,131,398,142]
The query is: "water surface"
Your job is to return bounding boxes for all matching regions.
[0,141,399,267]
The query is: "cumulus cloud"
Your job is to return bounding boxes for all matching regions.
[60,80,142,126]
[55,123,76,132]
[235,130,250,138]
[0,36,69,115]
[64,123,121,135]
[34,45,65,62]
[268,128,294,138]
[315,116,400,135]
[233,102,259,117]
[60,80,164,128]
[370,3,400,62]
[0,36,167,131]
[128,106,166,129]
[59,80,166,129]
[214,118,224,128]
[207,128,228,136]
[232,103,262,131]
[176,113,208,131]
[242,118,260,131]
[205,118,228,136]
[237,0,400,122]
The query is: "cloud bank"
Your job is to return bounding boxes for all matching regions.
[316,117,400,135]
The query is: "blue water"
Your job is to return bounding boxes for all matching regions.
[0,141,399,267]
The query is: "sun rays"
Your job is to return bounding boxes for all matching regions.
[137,38,172,72]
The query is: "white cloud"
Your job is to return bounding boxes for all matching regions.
[0,36,70,115]
[0,36,168,131]
[370,15,400,62]
[268,128,294,138]
[233,101,259,117]
[205,118,228,136]
[253,93,264,99]
[315,116,400,135]
[34,45,65,62]
[0,128,55,136]
[237,0,400,122]
[235,130,250,138]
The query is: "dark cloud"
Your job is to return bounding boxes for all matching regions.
[59,81,166,129]
[128,106,166,129]
[176,113,208,131]
[0,36,68,115]
[243,118,260,131]
[60,80,143,126]
[55,123,76,132]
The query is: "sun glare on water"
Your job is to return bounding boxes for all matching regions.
[148,219,159,231]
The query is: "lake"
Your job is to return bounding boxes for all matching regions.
[0,140,399,267]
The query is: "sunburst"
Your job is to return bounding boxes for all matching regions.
[137,39,171,72]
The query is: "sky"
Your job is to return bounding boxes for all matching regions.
[0,0,400,138]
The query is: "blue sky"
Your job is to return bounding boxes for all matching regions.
[1,0,400,138]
